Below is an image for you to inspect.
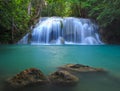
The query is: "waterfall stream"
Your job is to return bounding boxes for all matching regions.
[18,17,102,45]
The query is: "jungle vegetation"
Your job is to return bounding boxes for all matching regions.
[0,0,120,44]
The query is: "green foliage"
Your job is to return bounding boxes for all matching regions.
[0,0,30,29]
[42,0,72,17]
[42,0,120,27]
[0,0,31,43]
[87,0,120,27]
[0,0,45,43]
[0,0,120,44]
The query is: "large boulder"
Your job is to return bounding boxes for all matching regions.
[7,68,48,88]
[48,70,79,85]
[59,64,106,73]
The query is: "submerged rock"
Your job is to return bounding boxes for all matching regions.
[6,64,106,88]
[7,68,48,88]
[59,64,106,73]
[48,70,79,85]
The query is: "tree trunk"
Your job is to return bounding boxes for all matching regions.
[28,2,32,15]
[11,17,14,43]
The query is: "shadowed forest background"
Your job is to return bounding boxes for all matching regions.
[0,0,120,44]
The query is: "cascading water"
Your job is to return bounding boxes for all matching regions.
[18,17,103,45]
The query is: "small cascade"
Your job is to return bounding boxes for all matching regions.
[18,17,103,45]
[18,34,29,44]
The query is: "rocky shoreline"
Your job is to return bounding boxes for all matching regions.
[6,64,107,88]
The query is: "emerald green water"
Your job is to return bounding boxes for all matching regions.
[0,45,120,91]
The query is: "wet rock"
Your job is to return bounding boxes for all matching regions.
[7,68,48,88]
[59,64,106,73]
[59,37,65,44]
[50,40,56,44]
[49,70,79,85]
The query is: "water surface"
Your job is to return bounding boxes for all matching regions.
[0,45,120,91]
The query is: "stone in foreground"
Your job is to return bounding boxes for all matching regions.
[59,64,106,73]
[7,68,48,88]
[49,70,79,85]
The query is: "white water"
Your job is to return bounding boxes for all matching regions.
[18,17,102,45]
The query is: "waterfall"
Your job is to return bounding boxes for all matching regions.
[18,17,103,45]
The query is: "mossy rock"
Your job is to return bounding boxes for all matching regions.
[48,70,79,85]
[7,68,48,88]
[59,64,106,73]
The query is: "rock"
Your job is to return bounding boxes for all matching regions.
[59,64,106,73]
[48,70,79,85]
[50,37,65,44]
[7,68,48,88]
[59,37,65,44]
[50,40,56,44]
[56,37,65,44]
